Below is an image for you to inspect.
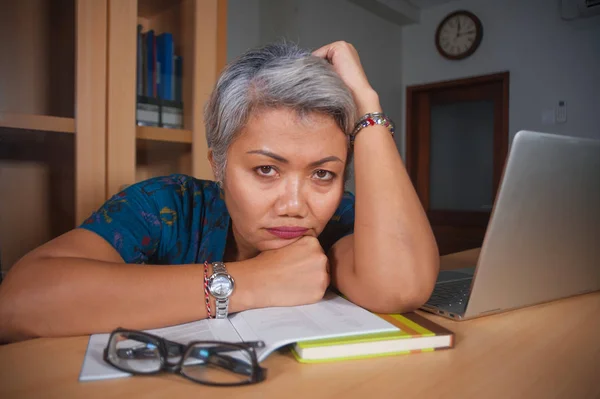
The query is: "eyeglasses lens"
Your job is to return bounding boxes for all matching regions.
[181,343,254,384]
[107,331,162,373]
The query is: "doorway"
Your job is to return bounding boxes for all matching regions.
[405,72,509,255]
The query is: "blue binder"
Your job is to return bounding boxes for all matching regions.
[157,33,174,100]
[145,30,155,97]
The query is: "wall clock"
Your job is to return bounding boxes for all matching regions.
[435,10,483,60]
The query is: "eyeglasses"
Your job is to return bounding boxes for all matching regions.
[103,328,267,386]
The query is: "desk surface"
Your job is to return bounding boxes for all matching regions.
[1,249,599,399]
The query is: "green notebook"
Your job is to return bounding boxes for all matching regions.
[291,312,454,363]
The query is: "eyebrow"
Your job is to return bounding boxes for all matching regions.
[246,150,344,167]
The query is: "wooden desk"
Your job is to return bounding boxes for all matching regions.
[1,249,599,399]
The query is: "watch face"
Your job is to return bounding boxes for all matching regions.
[209,275,233,298]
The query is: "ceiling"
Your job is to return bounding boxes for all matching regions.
[407,0,458,8]
[349,0,462,26]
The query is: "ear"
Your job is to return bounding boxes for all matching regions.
[207,149,217,179]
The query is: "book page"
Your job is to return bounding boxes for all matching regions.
[79,319,241,382]
[229,292,399,361]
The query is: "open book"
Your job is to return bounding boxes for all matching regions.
[79,292,398,381]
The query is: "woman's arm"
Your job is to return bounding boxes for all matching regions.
[0,230,329,343]
[0,229,257,343]
[314,42,439,313]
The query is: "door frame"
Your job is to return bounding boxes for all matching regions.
[405,72,510,224]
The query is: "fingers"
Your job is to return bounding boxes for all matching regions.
[311,45,330,59]
[312,41,356,61]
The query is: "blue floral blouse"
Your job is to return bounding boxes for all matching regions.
[79,174,355,264]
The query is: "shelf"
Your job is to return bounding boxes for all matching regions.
[0,113,75,134]
[138,0,183,18]
[136,126,192,143]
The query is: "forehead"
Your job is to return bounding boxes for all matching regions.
[232,108,347,156]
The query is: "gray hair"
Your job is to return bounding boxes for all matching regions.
[204,42,357,182]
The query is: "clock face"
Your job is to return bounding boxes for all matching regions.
[436,11,482,60]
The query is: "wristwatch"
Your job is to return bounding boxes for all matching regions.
[207,262,235,319]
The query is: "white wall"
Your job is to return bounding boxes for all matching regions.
[228,0,404,127]
[227,0,405,192]
[226,0,261,63]
[401,0,600,155]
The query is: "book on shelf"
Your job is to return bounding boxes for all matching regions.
[136,26,183,129]
[174,55,183,103]
[156,32,174,101]
[136,96,183,129]
[136,24,143,97]
[79,292,402,381]
[144,29,155,98]
[291,311,454,363]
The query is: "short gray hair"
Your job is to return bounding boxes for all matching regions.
[204,42,357,182]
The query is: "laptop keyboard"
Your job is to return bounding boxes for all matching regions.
[426,279,472,309]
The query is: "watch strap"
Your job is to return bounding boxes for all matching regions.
[209,262,232,319]
[212,262,227,275]
[214,297,230,319]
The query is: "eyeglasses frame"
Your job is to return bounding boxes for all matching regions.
[103,327,267,387]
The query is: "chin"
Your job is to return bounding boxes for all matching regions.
[257,237,304,252]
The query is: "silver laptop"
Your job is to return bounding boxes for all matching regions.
[421,130,600,320]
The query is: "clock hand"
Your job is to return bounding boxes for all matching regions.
[457,30,475,38]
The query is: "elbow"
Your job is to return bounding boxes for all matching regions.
[361,257,439,314]
[0,285,24,344]
[0,263,43,343]
[367,284,434,314]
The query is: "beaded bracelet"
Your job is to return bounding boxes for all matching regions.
[203,261,213,319]
[350,112,395,146]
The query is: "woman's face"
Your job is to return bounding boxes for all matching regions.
[220,107,348,260]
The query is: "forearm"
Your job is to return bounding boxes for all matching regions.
[351,93,439,309]
[0,256,256,343]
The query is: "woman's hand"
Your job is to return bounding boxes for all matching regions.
[231,236,330,309]
[312,41,381,115]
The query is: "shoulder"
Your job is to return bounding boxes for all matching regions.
[331,191,355,222]
[118,174,220,207]
[82,174,222,226]
[319,191,355,253]
[128,174,216,197]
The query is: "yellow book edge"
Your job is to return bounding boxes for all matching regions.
[295,329,431,349]
[290,346,436,364]
[295,314,435,349]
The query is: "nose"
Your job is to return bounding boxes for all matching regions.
[274,176,309,218]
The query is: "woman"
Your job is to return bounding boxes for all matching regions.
[0,41,438,343]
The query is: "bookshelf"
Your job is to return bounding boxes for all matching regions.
[105,0,227,197]
[0,0,227,271]
[0,0,107,270]
[0,113,75,134]
[136,126,192,144]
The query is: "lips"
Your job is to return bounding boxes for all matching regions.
[266,227,309,239]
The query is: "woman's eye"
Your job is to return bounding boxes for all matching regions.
[256,166,277,177]
[313,170,335,181]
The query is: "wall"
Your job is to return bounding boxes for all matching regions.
[226,0,261,63]
[227,0,405,192]
[401,0,600,155]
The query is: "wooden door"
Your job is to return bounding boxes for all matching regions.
[406,72,509,255]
